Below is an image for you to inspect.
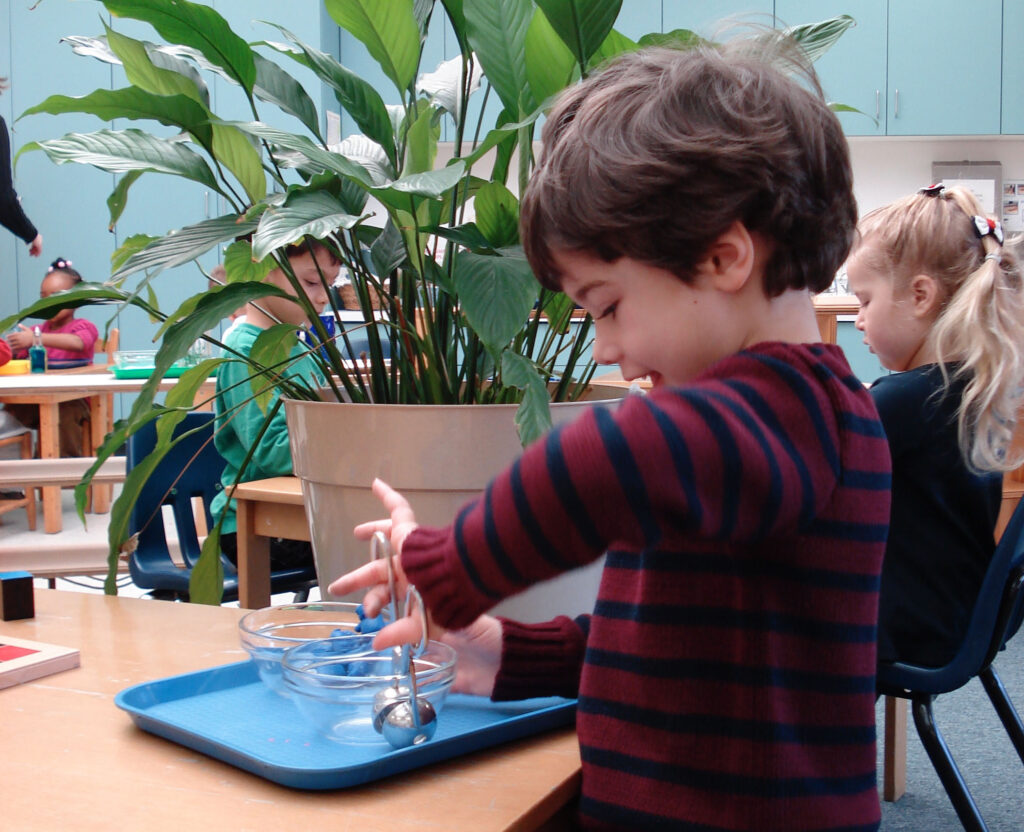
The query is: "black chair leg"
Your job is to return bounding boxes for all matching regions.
[911,695,989,832]
[979,665,1024,766]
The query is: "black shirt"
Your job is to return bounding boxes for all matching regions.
[0,115,38,243]
[873,364,1002,667]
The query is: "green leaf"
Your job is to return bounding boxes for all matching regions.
[590,27,638,65]
[264,26,396,166]
[404,99,439,175]
[454,249,538,352]
[158,281,287,339]
[164,357,224,409]
[112,213,260,282]
[535,0,622,71]
[189,528,225,605]
[107,169,145,230]
[111,233,159,272]
[501,351,552,445]
[103,22,206,106]
[371,160,466,209]
[103,0,256,92]
[525,7,578,106]
[211,123,266,203]
[473,181,519,248]
[783,15,855,65]
[461,107,542,167]
[638,29,704,50]
[248,324,300,411]
[232,122,375,187]
[223,239,275,284]
[369,219,409,277]
[20,128,221,191]
[252,191,363,261]
[251,52,323,142]
[440,0,469,52]
[464,0,535,114]
[21,87,213,150]
[324,0,421,93]
[0,283,131,331]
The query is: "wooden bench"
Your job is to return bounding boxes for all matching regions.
[0,456,126,489]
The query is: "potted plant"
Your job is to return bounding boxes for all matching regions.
[3,0,855,606]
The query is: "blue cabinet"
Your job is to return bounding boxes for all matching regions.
[1003,0,1024,134]
[887,0,1002,136]
[662,1,774,37]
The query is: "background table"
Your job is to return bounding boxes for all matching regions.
[0,590,581,831]
[0,371,216,532]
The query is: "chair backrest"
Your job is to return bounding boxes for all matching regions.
[879,493,1024,695]
[95,327,120,366]
[126,412,229,589]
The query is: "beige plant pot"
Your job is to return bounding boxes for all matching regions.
[284,386,622,623]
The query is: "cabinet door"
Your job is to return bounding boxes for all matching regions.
[1003,0,1024,134]
[887,0,1002,135]
[776,0,886,136]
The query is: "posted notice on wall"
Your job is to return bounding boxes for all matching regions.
[1003,180,1024,234]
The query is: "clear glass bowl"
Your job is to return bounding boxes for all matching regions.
[282,640,456,745]
[238,602,387,694]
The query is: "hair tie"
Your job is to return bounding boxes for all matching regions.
[971,215,1004,245]
[985,252,1001,262]
[48,257,72,272]
[919,183,946,198]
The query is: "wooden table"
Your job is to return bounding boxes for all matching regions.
[0,371,216,533]
[233,475,310,609]
[813,294,860,344]
[0,590,581,831]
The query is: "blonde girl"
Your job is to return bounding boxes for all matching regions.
[846,184,1024,668]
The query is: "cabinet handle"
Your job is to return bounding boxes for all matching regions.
[894,88,899,118]
[875,90,880,120]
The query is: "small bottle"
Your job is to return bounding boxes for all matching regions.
[28,326,47,373]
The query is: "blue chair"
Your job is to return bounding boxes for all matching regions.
[877,496,1024,832]
[126,411,316,603]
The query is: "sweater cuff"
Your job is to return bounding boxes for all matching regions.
[401,525,491,629]
[492,616,586,701]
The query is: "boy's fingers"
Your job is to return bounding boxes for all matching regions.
[353,519,392,540]
[372,478,417,526]
[371,616,424,651]
[327,559,387,597]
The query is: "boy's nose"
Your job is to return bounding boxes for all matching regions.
[592,334,621,366]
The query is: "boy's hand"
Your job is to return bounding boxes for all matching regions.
[328,477,419,618]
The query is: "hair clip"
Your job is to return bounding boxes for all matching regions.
[919,183,945,197]
[972,215,1004,245]
[48,258,72,272]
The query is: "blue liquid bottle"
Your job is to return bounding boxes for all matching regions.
[28,326,47,373]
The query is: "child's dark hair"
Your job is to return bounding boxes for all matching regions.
[521,36,857,297]
[283,236,341,265]
[47,257,83,283]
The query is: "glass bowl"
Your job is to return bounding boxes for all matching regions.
[282,639,456,745]
[238,601,387,693]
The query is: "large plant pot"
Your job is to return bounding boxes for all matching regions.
[284,387,622,623]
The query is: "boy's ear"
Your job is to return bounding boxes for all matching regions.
[909,273,942,318]
[695,222,756,292]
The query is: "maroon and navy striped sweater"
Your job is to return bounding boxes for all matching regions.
[403,342,891,831]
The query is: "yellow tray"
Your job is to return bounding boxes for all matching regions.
[0,360,30,375]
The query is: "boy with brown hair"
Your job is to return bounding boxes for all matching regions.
[332,37,891,831]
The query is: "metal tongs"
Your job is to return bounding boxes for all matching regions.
[369,532,437,748]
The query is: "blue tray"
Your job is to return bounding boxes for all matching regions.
[115,660,576,790]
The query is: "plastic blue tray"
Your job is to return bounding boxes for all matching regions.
[115,660,576,790]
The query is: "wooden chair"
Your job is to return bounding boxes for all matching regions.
[0,426,37,531]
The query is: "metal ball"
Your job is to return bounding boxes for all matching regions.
[372,682,409,733]
[381,699,438,749]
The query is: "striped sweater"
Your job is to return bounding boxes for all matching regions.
[403,342,891,831]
